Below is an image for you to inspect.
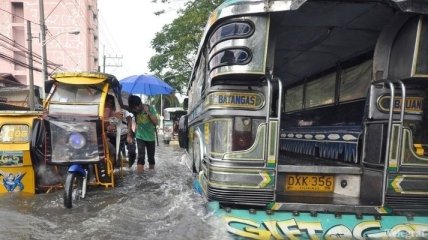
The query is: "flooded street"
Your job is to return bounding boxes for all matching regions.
[0,140,231,240]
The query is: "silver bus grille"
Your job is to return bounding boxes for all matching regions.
[207,186,274,206]
[385,195,428,214]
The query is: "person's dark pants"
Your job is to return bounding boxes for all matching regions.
[136,139,156,166]
[126,139,136,167]
[109,134,136,167]
[107,135,119,167]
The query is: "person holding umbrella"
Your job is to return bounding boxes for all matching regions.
[127,95,158,173]
[120,74,175,146]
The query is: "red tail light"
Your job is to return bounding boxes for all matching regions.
[232,117,253,151]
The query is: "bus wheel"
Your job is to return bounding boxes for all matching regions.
[193,137,202,174]
[178,116,188,149]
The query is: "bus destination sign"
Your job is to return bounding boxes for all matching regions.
[378,96,423,114]
[205,92,264,109]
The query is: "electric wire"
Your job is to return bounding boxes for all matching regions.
[0,9,67,72]
[98,13,122,57]
[0,7,40,26]
[0,32,58,68]
[96,1,125,73]
[45,29,79,72]
[44,0,65,21]
[0,52,42,72]
[1,1,91,73]
[58,0,101,71]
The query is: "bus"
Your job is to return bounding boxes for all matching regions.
[179,0,428,238]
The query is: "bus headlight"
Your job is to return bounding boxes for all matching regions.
[68,132,86,149]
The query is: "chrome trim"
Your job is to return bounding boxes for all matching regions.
[371,79,405,207]
[274,77,283,201]
[266,75,271,165]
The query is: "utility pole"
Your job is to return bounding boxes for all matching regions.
[102,46,123,72]
[102,45,105,72]
[39,0,47,98]
[103,55,123,72]
[26,20,35,111]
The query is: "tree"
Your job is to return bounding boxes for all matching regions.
[150,94,181,115]
[149,0,225,94]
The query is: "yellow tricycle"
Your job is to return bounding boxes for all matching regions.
[31,72,126,208]
[0,84,43,194]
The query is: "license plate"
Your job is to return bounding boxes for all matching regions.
[0,151,23,166]
[285,174,334,192]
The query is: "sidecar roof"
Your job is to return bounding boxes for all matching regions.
[51,72,118,86]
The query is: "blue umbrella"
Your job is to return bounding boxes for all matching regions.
[119,74,174,96]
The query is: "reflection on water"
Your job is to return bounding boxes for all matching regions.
[0,143,232,240]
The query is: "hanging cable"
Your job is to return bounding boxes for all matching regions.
[45,29,80,71]
[0,7,40,26]
[0,52,42,72]
[44,0,64,21]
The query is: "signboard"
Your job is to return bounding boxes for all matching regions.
[0,151,24,166]
[205,91,264,109]
[378,96,423,114]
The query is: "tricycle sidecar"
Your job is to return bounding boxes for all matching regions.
[0,85,43,194]
[31,72,126,207]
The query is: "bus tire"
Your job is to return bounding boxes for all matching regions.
[178,115,188,149]
[192,130,203,174]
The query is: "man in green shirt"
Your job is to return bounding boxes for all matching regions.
[127,95,158,173]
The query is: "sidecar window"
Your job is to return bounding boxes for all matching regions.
[48,83,103,115]
[50,84,103,104]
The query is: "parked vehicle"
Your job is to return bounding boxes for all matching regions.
[31,72,125,208]
[0,85,43,193]
[179,0,428,238]
[162,107,186,144]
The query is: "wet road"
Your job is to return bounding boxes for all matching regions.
[0,140,232,240]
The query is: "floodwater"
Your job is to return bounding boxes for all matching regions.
[0,141,232,240]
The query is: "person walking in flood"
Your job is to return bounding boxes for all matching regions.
[127,95,158,173]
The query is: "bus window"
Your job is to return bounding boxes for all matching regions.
[209,21,254,49]
[305,73,335,108]
[285,85,304,112]
[340,59,372,102]
[208,48,251,70]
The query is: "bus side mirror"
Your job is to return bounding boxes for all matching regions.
[183,97,188,110]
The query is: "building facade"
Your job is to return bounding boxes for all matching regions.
[0,0,99,92]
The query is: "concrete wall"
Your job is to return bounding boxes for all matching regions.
[0,0,99,92]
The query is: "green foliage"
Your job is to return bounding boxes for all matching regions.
[149,0,225,94]
[149,94,181,114]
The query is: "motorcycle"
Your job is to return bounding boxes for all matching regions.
[31,72,126,208]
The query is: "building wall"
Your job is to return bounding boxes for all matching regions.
[0,0,99,92]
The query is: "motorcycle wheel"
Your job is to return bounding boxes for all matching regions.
[64,172,83,208]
